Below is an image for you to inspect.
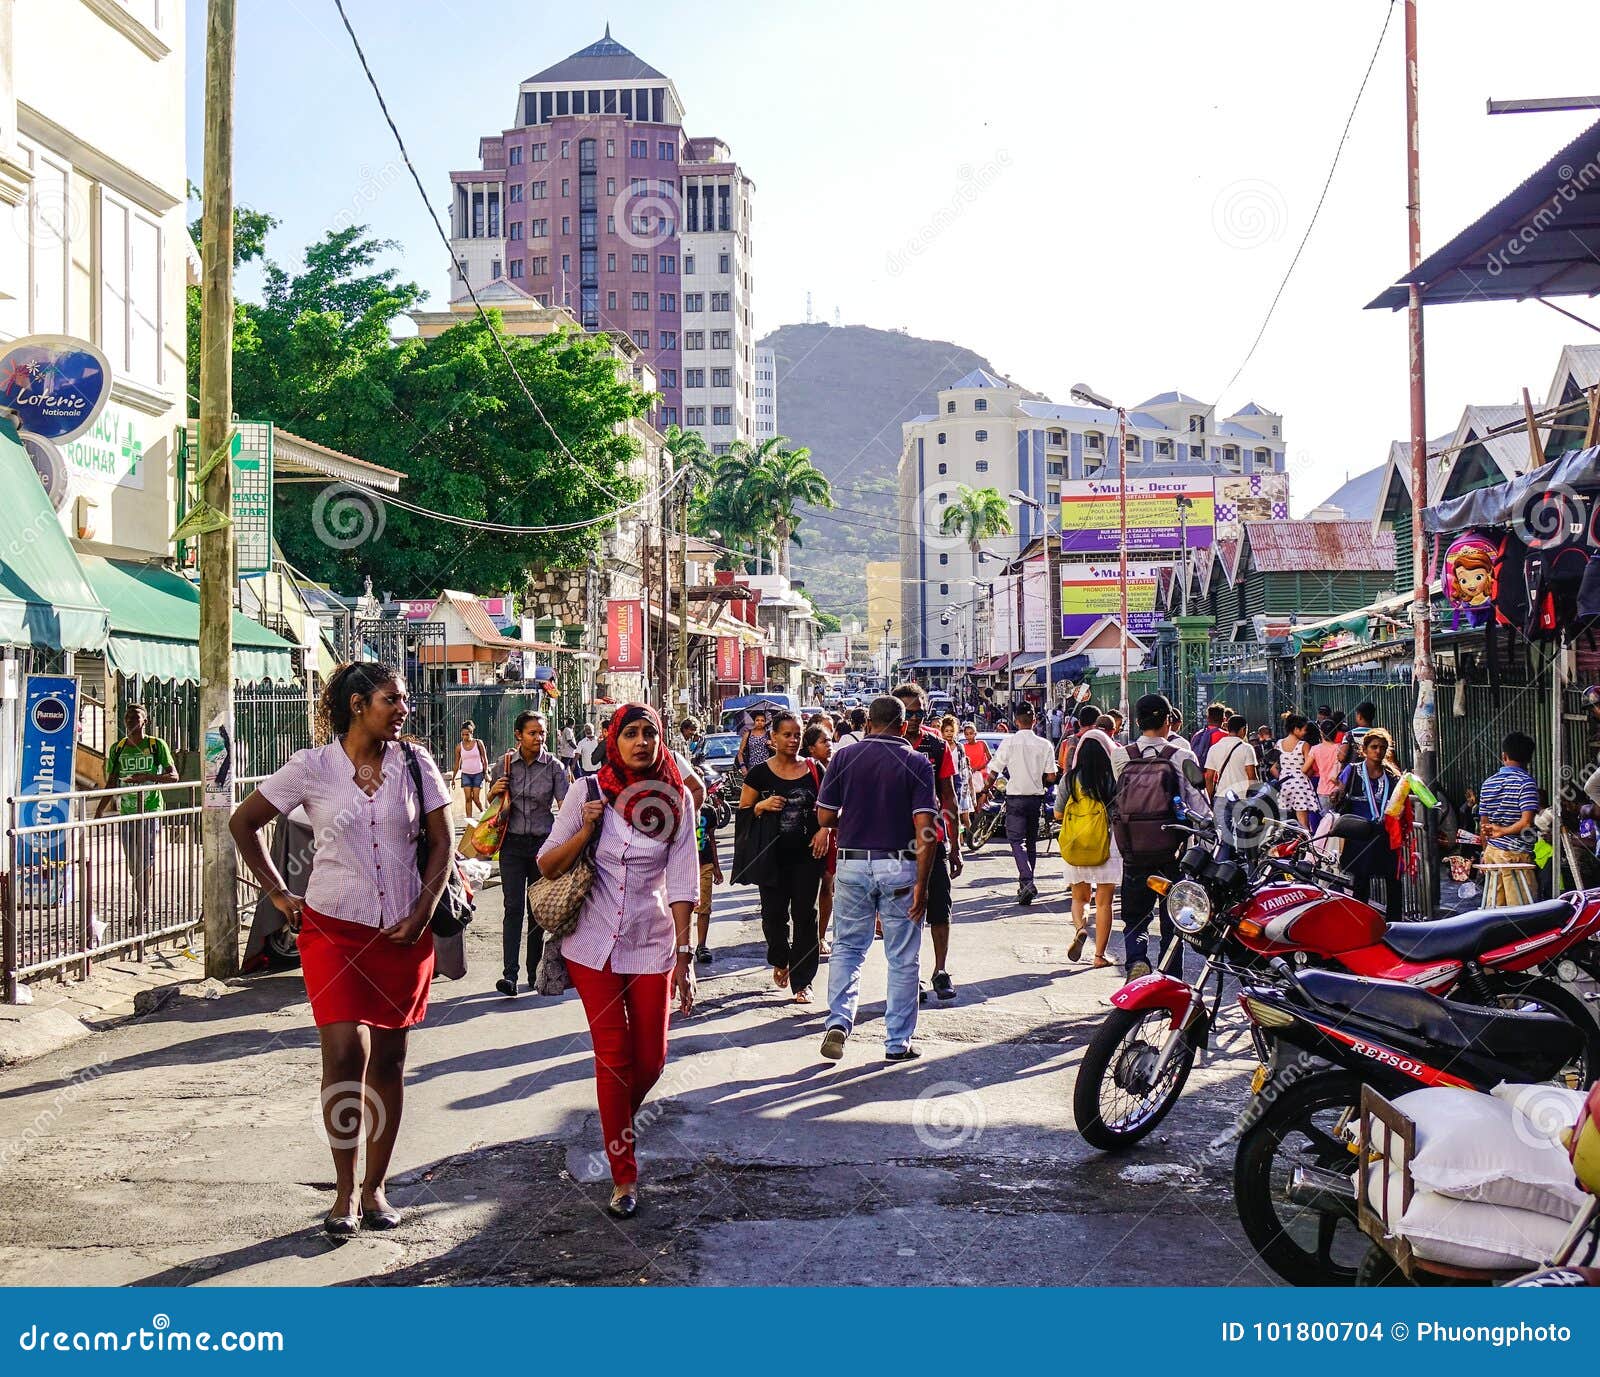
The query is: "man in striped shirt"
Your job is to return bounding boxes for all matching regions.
[1478,731,1540,907]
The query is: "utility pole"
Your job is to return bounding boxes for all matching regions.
[1404,0,1436,788]
[198,0,238,981]
[676,473,690,719]
[657,462,671,709]
[1116,405,1131,720]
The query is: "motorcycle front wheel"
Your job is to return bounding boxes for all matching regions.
[1073,1006,1199,1150]
[1233,1069,1366,1287]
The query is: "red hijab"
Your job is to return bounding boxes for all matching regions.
[596,703,685,840]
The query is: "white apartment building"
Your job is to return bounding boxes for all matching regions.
[753,343,777,441]
[680,136,755,452]
[897,371,1287,669]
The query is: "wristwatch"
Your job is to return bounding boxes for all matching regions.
[676,944,695,957]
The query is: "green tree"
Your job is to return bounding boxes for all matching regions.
[188,221,649,595]
[747,439,832,580]
[939,484,1014,560]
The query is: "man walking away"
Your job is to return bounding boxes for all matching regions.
[816,696,938,1062]
[1190,704,1226,763]
[1115,693,1210,978]
[834,707,867,753]
[99,703,180,923]
[1204,714,1257,801]
[990,702,1058,905]
[1347,701,1377,755]
[488,711,569,996]
[574,722,604,777]
[1479,731,1540,907]
[893,682,963,1000]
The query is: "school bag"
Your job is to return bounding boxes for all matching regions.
[1111,743,1183,866]
[1059,780,1111,867]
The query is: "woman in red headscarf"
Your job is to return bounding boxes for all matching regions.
[538,703,699,1219]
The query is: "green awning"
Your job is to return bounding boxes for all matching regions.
[0,418,109,653]
[78,556,297,683]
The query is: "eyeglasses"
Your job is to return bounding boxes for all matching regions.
[904,708,926,719]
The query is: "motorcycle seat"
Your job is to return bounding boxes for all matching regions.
[1294,968,1579,1064]
[1381,899,1574,964]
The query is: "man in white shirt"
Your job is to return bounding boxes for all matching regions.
[990,703,1058,905]
[1204,713,1257,801]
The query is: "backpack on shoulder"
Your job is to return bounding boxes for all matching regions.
[1112,744,1182,867]
[1059,780,1111,867]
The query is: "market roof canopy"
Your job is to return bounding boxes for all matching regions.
[1424,445,1600,534]
[0,419,109,653]
[1367,114,1600,310]
[79,556,298,683]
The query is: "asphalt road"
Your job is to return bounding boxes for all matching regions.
[0,833,1281,1287]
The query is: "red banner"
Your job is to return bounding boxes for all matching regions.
[715,636,741,684]
[606,599,644,673]
[743,646,766,686]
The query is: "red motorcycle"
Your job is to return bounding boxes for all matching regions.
[1072,815,1600,1150]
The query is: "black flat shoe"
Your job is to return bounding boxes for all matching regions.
[495,978,517,997]
[885,1046,922,1062]
[361,1205,402,1230]
[323,1212,360,1239]
[607,1189,639,1219]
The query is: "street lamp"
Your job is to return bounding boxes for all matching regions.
[1175,494,1194,618]
[882,617,893,688]
[1070,382,1130,720]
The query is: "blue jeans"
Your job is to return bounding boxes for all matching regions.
[826,856,921,1054]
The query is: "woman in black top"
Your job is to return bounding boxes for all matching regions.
[738,711,828,1003]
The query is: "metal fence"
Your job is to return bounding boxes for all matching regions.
[2,776,288,999]
[125,678,314,778]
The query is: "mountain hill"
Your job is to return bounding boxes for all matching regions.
[758,322,1032,619]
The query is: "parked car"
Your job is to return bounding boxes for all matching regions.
[695,732,740,773]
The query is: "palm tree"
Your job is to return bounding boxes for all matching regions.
[690,443,767,572]
[939,484,1014,560]
[748,439,832,580]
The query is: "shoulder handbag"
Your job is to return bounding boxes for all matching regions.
[527,776,603,939]
[459,752,514,859]
[401,741,476,938]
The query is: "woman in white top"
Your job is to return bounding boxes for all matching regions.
[452,720,488,816]
[231,662,451,1238]
[1275,713,1319,830]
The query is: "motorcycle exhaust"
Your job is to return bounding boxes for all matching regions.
[1286,1164,1355,1213]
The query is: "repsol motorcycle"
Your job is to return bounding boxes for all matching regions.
[1072,813,1600,1151]
[1231,959,1600,1287]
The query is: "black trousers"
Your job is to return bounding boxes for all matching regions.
[499,832,548,983]
[760,858,823,994]
[1121,859,1184,976]
[1353,874,1405,924]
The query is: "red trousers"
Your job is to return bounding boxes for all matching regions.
[567,957,672,1187]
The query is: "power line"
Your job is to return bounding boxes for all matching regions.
[332,0,625,505]
[1213,0,1397,404]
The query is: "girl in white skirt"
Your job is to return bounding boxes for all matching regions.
[1059,730,1122,967]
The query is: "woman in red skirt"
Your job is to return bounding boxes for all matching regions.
[231,661,451,1238]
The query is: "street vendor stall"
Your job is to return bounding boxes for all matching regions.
[1424,444,1600,893]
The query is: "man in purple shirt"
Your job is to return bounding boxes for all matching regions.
[815,695,938,1063]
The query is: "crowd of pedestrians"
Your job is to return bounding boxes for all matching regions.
[229,659,1566,1238]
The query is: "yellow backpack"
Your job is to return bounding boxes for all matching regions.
[1059,779,1111,867]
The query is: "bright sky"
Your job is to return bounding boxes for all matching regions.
[190,0,1600,513]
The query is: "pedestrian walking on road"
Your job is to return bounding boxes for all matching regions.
[537,703,698,1220]
[451,720,488,817]
[1275,713,1318,829]
[1477,731,1540,908]
[736,708,773,772]
[989,702,1058,905]
[1115,693,1209,979]
[943,714,975,847]
[556,722,578,776]
[1057,716,1122,968]
[574,722,604,777]
[230,661,452,1238]
[895,684,963,999]
[815,695,938,1062]
[738,712,828,1003]
[803,723,837,955]
[694,790,723,965]
[488,711,569,997]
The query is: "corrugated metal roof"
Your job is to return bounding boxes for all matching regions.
[1243,520,1396,573]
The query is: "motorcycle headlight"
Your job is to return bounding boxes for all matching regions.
[1167,879,1211,934]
